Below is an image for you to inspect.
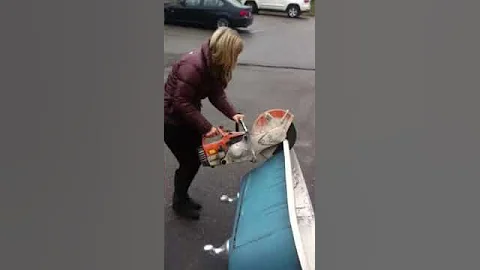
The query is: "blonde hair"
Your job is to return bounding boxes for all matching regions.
[209,27,244,85]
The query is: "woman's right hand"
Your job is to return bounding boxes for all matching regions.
[204,127,219,138]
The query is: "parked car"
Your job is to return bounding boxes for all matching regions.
[164,0,254,29]
[239,0,311,18]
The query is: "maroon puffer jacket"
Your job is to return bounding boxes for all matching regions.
[164,40,238,135]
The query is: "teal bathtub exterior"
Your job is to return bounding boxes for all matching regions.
[228,151,302,270]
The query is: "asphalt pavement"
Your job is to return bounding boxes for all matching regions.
[164,14,315,270]
[164,14,315,69]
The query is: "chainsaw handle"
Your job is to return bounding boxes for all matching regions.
[201,126,227,143]
[235,119,248,132]
[217,126,228,136]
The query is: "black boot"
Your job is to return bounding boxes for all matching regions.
[171,160,201,219]
[186,195,202,210]
[173,193,200,220]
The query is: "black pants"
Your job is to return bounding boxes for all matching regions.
[164,123,202,202]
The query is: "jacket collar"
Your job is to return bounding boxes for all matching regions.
[200,40,212,68]
[200,39,226,89]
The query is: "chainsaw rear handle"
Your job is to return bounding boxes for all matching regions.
[202,126,228,143]
[202,118,246,143]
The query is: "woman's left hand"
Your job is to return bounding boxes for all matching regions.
[232,114,245,123]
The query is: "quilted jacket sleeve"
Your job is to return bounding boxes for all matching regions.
[208,89,238,120]
[172,63,212,135]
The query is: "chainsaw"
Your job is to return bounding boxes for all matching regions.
[197,109,297,168]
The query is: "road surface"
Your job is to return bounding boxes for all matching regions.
[164,14,315,270]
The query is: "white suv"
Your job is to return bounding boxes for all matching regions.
[240,0,311,18]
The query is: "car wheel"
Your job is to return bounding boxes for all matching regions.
[245,1,258,14]
[286,4,300,18]
[216,18,230,28]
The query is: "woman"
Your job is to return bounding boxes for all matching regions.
[164,27,245,220]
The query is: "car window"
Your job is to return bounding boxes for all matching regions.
[203,0,224,7]
[185,0,202,7]
[224,0,244,8]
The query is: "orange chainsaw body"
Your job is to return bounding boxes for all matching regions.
[197,109,296,167]
[198,126,247,167]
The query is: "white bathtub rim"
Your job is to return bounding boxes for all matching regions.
[283,140,316,270]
